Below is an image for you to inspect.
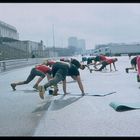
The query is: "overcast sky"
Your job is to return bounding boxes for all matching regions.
[0,3,140,49]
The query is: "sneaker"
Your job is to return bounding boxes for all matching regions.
[81,93,85,96]
[11,83,16,91]
[125,68,129,73]
[137,75,140,82]
[52,86,59,96]
[38,85,45,99]
[52,89,59,96]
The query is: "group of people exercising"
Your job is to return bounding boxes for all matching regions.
[11,53,139,100]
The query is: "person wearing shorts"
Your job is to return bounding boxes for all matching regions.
[37,61,85,99]
[125,56,138,73]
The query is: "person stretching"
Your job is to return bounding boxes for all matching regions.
[10,64,52,91]
[92,58,118,72]
[37,61,85,99]
[125,56,138,73]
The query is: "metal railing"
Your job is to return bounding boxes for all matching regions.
[0,56,75,72]
[0,58,45,72]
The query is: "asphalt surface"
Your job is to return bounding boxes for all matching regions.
[0,66,51,136]
[1,56,140,136]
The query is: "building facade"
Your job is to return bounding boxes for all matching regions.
[0,20,19,40]
[77,39,86,54]
[91,43,140,56]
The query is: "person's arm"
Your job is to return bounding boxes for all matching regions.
[85,65,92,73]
[88,61,102,70]
[87,62,95,66]
[113,62,117,71]
[110,64,112,71]
[74,75,85,95]
[62,79,67,95]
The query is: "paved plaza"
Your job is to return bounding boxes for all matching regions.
[0,56,140,136]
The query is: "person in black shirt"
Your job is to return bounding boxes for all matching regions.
[37,61,85,99]
[86,57,95,65]
[70,58,85,70]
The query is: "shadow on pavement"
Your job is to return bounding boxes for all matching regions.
[50,96,82,111]
[32,98,52,113]
[20,89,38,93]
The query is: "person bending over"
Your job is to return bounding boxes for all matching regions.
[93,58,118,72]
[10,64,52,91]
[37,61,85,99]
[125,56,138,73]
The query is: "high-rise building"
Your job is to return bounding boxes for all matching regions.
[68,37,78,48]
[68,36,86,55]
[78,39,86,53]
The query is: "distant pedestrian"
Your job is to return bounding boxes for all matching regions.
[31,54,35,58]
[125,56,138,73]
[37,61,85,99]
[10,64,52,91]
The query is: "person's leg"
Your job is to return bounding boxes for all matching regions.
[33,77,44,90]
[125,65,135,73]
[32,70,46,89]
[11,68,45,91]
[11,68,36,90]
[98,62,107,71]
[11,81,25,91]
[134,64,137,71]
[38,70,64,99]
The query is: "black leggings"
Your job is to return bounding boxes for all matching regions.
[23,68,45,84]
[98,62,108,71]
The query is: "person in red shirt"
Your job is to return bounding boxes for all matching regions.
[87,54,107,70]
[10,64,52,91]
[93,58,118,72]
[93,54,107,65]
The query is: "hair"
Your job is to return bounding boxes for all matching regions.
[42,60,49,65]
[71,59,81,69]
[114,58,118,62]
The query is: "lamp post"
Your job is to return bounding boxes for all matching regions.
[52,24,55,58]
